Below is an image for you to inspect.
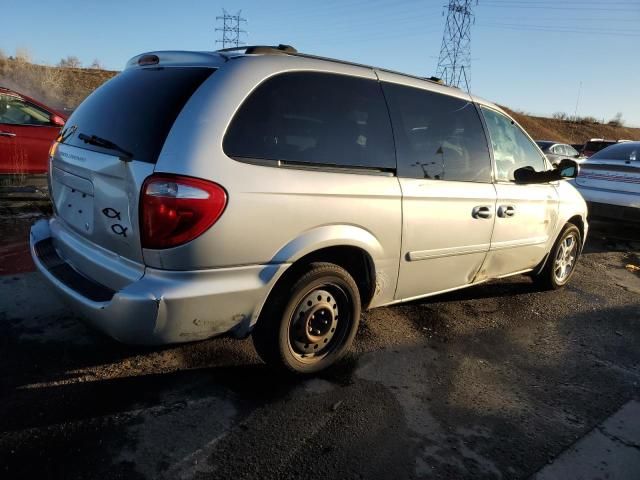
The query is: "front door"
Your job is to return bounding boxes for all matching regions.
[379,78,497,300]
[0,93,60,174]
[479,106,559,277]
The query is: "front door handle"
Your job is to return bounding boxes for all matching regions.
[0,131,16,137]
[472,206,493,219]
[498,205,516,218]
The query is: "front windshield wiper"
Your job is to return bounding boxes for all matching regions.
[78,133,133,161]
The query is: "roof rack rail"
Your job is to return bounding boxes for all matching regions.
[217,44,297,55]
[425,76,444,84]
[216,44,446,88]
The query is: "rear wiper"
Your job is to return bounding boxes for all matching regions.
[78,133,133,162]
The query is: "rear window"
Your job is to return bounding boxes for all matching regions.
[590,143,639,162]
[61,67,213,163]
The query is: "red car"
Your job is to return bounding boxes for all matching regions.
[0,87,67,194]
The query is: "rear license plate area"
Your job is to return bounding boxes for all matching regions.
[57,184,95,234]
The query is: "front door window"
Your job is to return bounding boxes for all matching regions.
[480,107,547,182]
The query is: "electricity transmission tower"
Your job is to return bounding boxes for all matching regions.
[216,9,247,48]
[435,0,476,90]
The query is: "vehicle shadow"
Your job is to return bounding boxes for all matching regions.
[0,315,359,434]
[3,297,638,480]
[0,334,362,435]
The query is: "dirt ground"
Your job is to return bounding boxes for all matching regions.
[0,204,639,479]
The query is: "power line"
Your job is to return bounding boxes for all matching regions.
[480,3,639,11]
[436,0,477,90]
[477,22,640,36]
[282,12,442,40]
[262,0,438,23]
[215,9,247,49]
[479,15,640,23]
[481,0,639,4]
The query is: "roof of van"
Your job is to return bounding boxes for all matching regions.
[125,45,499,110]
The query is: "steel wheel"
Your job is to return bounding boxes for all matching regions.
[252,262,361,374]
[287,285,351,364]
[553,232,578,283]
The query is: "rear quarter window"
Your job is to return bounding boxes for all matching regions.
[61,67,214,163]
[223,71,395,171]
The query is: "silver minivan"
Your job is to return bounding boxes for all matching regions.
[30,45,587,373]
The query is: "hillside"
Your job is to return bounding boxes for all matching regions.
[502,107,640,145]
[2,58,638,145]
[0,58,116,112]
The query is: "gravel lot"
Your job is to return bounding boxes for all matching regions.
[1,203,639,479]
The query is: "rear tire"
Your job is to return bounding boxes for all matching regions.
[252,262,361,374]
[533,224,581,290]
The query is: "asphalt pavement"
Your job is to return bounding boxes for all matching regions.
[1,204,639,479]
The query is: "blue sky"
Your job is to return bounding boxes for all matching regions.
[2,0,640,126]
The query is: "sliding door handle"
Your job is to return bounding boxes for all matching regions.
[498,205,516,218]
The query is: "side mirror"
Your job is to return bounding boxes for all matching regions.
[50,114,65,127]
[556,158,579,179]
[514,159,579,184]
[514,166,546,184]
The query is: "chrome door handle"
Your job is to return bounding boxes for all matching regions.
[472,206,493,219]
[0,131,16,137]
[498,205,516,218]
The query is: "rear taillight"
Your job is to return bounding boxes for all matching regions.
[140,174,227,249]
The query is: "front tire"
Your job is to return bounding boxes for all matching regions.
[534,224,581,290]
[252,262,361,374]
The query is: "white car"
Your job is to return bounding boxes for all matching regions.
[574,142,640,222]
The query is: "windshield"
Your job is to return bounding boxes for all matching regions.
[590,143,639,162]
[61,67,214,163]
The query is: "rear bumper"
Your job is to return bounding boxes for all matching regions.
[30,219,288,345]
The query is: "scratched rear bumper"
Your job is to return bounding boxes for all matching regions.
[30,218,288,344]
